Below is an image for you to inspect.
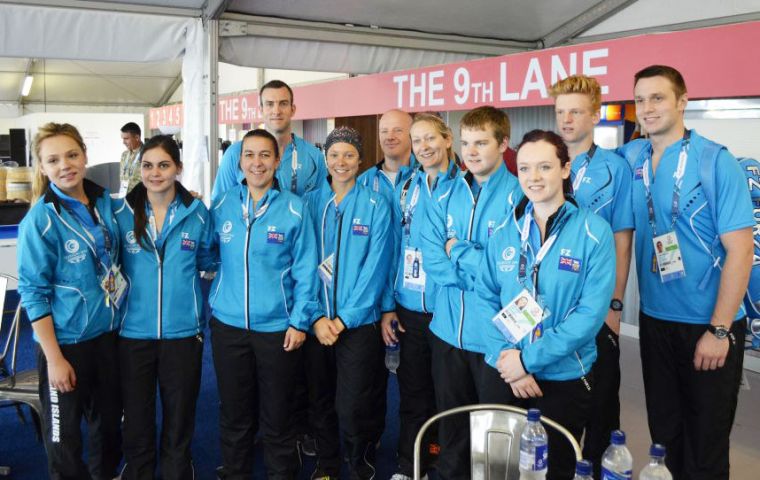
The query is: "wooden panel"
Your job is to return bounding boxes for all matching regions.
[334,115,382,175]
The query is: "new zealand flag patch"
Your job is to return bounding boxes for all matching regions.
[558,255,582,273]
[267,232,285,244]
[352,224,369,236]
[634,166,644,180]
[181,239,196,251]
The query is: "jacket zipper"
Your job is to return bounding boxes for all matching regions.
[458,185,480,348]
[332,213,344,320]
[244,217,256,330]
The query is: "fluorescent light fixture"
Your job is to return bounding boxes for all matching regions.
[21,75,33,96]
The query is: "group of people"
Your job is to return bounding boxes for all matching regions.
[16,65,753,480]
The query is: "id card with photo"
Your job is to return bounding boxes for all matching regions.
[101,264,128,309]
[491,288,544,344]
[318,253,335,284]
[652,231,686,283]
[402,247,426,292]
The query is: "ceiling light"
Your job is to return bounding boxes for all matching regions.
[21,75,33,96]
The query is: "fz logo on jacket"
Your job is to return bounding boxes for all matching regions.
[64,239,85,264]
[220,220,233,243]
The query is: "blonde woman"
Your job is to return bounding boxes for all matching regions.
[17,122,122,479]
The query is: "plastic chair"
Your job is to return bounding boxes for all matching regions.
[0,274,42,476]
[413,403,582,480]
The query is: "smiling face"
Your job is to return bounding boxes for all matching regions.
[554,93,600,146]
[141,146,180,195]
[410,120,451,173]
[378,110,412,161]
[38,134,88,196]
[634,75,687,139]
[517,140,570,207]
[326,142,361,186]
[261,86,295,135]
[241,135,281,193]
[460,125,507,182]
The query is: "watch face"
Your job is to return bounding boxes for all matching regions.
[610,299,623,311]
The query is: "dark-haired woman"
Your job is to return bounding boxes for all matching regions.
[113,135,215,480]
[209,129,322,480]
[477,130,616,479]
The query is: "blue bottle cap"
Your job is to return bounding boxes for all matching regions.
[527,408,541,422]
[650,443,666,458]
[610,430,626,445]
[576,459,592,476]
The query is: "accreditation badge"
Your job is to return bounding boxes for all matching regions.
[117,180,129,198]
[402,247,426,292]
[100,264,128,308]
[491,288,544,344]
[318,253,335,284]
[652,231,686,283]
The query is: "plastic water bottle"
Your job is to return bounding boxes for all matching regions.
[639,444,672,480]
[385,321,400,373]
[573,459,593,479]
[601,430,633,480]
[519,408,548,479]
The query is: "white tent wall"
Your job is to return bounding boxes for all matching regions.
[579,0,760,38]
[0,3,210,195]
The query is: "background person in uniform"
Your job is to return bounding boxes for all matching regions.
[478,130,615,479]
[625,65,753,479]
[211,79,327,203]
[113,135,215,480]
[119,121,144,197]
[18,122,122,480]
[420,106,521,479]
[550,74,634,478]
[381,113,459,480]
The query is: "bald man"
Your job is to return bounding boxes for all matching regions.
[356,109,417,450]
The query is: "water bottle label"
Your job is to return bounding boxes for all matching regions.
[519,444,548,471]
[601,467,632,480]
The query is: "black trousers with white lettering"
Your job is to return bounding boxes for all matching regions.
[395,306,437,477]
[582,323,621,479]
[429,333,513,480]
[639,313,745,480]
[512,375,594,480]
[37,330,122,480]
[118,335,203,480]
[211,318,301,480]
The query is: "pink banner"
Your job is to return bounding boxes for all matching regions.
[149,20,760,129]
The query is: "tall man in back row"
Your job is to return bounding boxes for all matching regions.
[550,75,634,479]
[624,65,753,479]
[119,122,144,197]
[211,79,327,202]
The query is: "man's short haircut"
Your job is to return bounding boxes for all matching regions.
[460,106,511,144]
[549,75,602,112]
[634,65,688,99]
[121,122,141,137]
[259,79,294,105]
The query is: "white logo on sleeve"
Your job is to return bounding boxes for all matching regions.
[65,239,79,253]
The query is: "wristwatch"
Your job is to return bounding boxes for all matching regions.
[609,299,623,312]
[706,324,730,340]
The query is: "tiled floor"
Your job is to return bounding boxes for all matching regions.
[618,334,760,478]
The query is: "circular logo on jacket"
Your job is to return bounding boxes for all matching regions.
[126,231,136,244]
[222,221,233,234]
[502,246,516,261]
[446,214,454,229]
[64,239,80,253]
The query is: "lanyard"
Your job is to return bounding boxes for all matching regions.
[123,149,142,180]
[146,199,178,243]
[642,130,691,236]
[241,189,269,224]
[290,133,299,193]
[517,211,558,297]
[571,143,597,192]
[400,176,422,230]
